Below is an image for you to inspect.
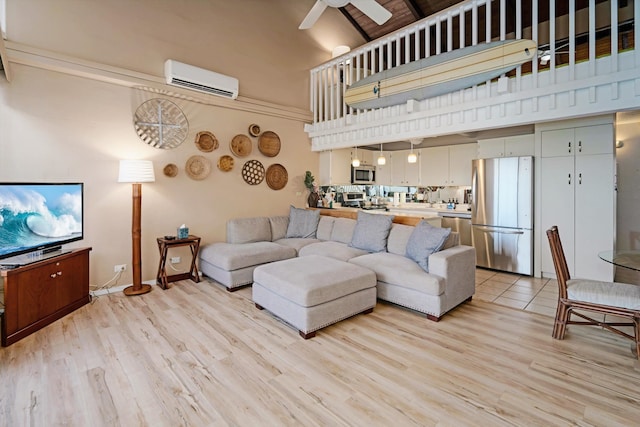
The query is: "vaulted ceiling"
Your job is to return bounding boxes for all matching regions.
[338,0,613,42]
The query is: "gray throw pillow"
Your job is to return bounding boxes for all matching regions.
[349,211,394,252]
[285,206,320,238]
[406,220,451,272]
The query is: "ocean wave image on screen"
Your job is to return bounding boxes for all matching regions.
[0,185,82,257]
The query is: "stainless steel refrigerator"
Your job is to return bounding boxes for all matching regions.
[471,156,533,275]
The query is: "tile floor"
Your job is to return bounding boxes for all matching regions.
[476,268,635,337]
[474,267,559,317]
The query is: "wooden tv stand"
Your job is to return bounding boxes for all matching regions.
[1,247,91,346]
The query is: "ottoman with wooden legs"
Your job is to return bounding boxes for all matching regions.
[252,255,377,338]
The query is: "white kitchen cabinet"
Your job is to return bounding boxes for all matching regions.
[477,134,534,158]
[541,124,612,157]
[448,144,477,186]
[318,149,352,185]
[375,161,392,185]
[420,143,476,186]
[540,124,614,281]
[420,146,448,186]
[391,150,420,186]
[354,148,374,165]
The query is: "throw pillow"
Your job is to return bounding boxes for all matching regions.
[285,206,320,238]
[406,220,451,272]
[349,211,394,252]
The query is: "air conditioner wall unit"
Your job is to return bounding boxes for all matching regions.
[164,59,238,99]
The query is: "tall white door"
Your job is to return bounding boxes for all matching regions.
[540,156,575,277]
[574,154,615,281]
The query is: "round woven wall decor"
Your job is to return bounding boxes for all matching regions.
[133,98,188,149]
[241,160,265,185]
[230,134,252,157]
[248,124,261,137]
[185,155,212,181]
[195,131,219,152]
[258,131,281,157]
[163,163,178,178]
[265,163,288,190]
[217,155,234,172]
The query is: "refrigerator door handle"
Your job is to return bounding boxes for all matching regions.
[475,226,525,235]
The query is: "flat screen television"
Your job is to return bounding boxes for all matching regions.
[0,183,84,265]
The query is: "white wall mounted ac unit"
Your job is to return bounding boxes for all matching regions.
[164,60,238,99]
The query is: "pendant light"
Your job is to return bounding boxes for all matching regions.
[377,144,386,165]
[352,146,360,167]
[407,141,417,163]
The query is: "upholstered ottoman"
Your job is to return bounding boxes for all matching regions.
[252,255,377,338]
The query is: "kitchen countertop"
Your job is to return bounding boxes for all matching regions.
[328,205,470,220]
[385,204,472,219]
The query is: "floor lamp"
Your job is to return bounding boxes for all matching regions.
[118,159,155,296]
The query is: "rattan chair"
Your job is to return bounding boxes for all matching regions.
[546,226,640,358]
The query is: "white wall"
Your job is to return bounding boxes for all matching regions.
[615,112,640,250]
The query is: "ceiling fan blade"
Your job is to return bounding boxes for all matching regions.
[299,0,329,30]
[350,0,392,25]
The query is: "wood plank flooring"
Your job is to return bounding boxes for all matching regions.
[1,277,639,426]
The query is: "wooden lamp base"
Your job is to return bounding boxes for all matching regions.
[123,283,152,296]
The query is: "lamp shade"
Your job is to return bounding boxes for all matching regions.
[332,45,351,58]
[118,160,155,183]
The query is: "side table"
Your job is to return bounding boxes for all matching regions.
[156,235,201,289]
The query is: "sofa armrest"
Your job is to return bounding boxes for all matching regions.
[428,245,476,305]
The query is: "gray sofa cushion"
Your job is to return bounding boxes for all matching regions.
[298,241,369,262]
[406,221,451,272]
[349,252,444,296]
[349,211,394,252]
[199,241,296,270]
[330,217,356,244]
[227,217,271,243]
[274,238,320,253]
[316,216,335,241]
[269,216,289,241]
[286,206,320,238]
[387,223,414,255]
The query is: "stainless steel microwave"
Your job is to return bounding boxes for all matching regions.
[351,165,376,184]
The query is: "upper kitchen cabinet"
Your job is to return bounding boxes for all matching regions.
[540,124,612,157]
[420,144,477,186]
[318,149,352,185]
[390,150,420,186]
[355,148,374,165]
[420,146,448,186]
[477,134,534,158]
[375,160,392,185]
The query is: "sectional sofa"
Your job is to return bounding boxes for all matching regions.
[198,208,476,321]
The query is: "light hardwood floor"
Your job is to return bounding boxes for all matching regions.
[1,275,639,426]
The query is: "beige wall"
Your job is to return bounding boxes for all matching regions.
[0,0,364,288]
[4,0,364,110]
[0,63,315,288]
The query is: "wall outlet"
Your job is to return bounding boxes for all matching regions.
[114,264,126,273]
[170,256,181,264]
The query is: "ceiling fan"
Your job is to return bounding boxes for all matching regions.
[299,0,392,30]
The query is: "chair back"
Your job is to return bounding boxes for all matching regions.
[546,226,570,299]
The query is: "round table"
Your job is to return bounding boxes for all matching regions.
[598,250,640,271]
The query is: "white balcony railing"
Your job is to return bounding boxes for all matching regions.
[306,0,640,151]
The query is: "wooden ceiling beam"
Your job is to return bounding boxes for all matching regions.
[402,0,425,20]
[339,7,372,43]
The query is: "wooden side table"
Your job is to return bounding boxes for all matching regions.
[156,235,201,289]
